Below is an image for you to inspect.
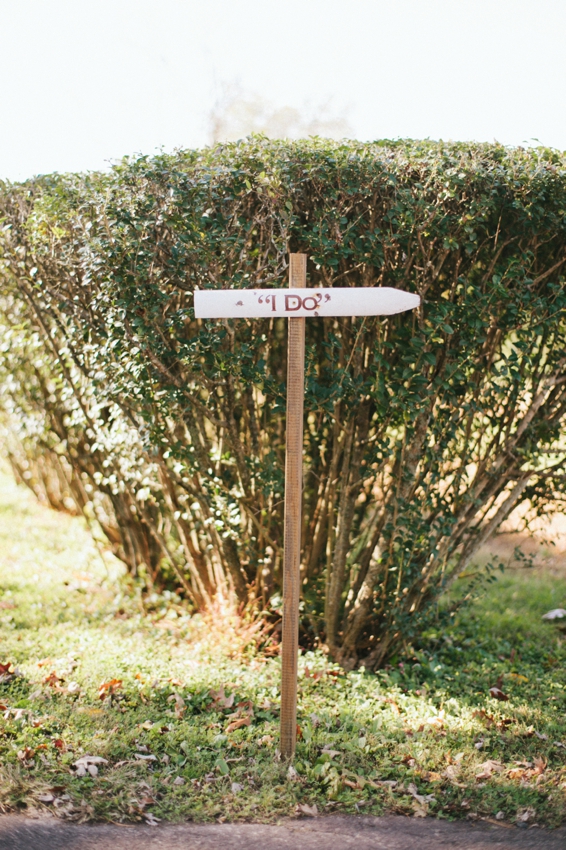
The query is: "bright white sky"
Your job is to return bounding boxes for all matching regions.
[1,0,565,181]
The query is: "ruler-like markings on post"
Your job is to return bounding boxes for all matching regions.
[194,257,420,759]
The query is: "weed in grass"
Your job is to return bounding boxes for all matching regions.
[0,470,565,825]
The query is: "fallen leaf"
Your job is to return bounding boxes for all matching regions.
[287,765,298,781]
[508,673,529,683]
[384,697,401,715]
[517,806,535,823]
[474,710,514,731]
[37,794,55,804]
[475,760,504,780]
[98,679,122,700]
[407,782,435,803]
[42,671,64,688]
[134,753,157,761]
[167,693,186,719]
[225,716,251,733]
[0,663,21,684]
[209,687,235,709]
[407,781,436,816]
[473,709,495,727]
[534,730,549,741]
[442,765,460,781]
[231,782,243,794]
[172,776,185,786]
[542,608,566,620]
[258,734,274,747]
[322,745,341,757]
[508,767,527,780]
[296,803,318,817]
[225,699,254,733]
[303,667,323,681]
[73,755,108,777]
[488,687,509,701]
[11,708,28,722]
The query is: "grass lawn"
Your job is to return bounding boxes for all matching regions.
[0,469,565,827]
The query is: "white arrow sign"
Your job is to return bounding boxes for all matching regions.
[194,287,420,319]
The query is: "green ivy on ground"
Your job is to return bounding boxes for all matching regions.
[0,470,565,826]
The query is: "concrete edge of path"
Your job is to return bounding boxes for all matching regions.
[0,813,565,850]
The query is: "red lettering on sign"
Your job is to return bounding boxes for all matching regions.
[302,296,318,311]
[285,295,302,311]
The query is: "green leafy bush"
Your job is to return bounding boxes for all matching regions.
[1,137,566,667]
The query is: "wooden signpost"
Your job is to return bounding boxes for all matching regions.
[194,253,420,758]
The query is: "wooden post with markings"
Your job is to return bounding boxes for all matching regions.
[193,252,420,761]
[280,253,306,759]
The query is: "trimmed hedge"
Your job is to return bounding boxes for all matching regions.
[1,137,566,667]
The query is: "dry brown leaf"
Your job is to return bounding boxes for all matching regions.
[258,734,274,747]
[225,699,254,733]
[98,679,122,699]
[517,806,535,823]
[167,693,186,719]
[473,709,495,727]
[303,667,323,681]
[296,803,318,817]
[225,716,251,734]
[475,760,504,780]
[42,671,63,687]
[209,687,235,709]
[508,767,527,780]
[73,755,108,777]
[508,672,529,683]
[488,686,509,701]
[385,697,401,715]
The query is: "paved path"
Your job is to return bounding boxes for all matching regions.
[0,814,564,850]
